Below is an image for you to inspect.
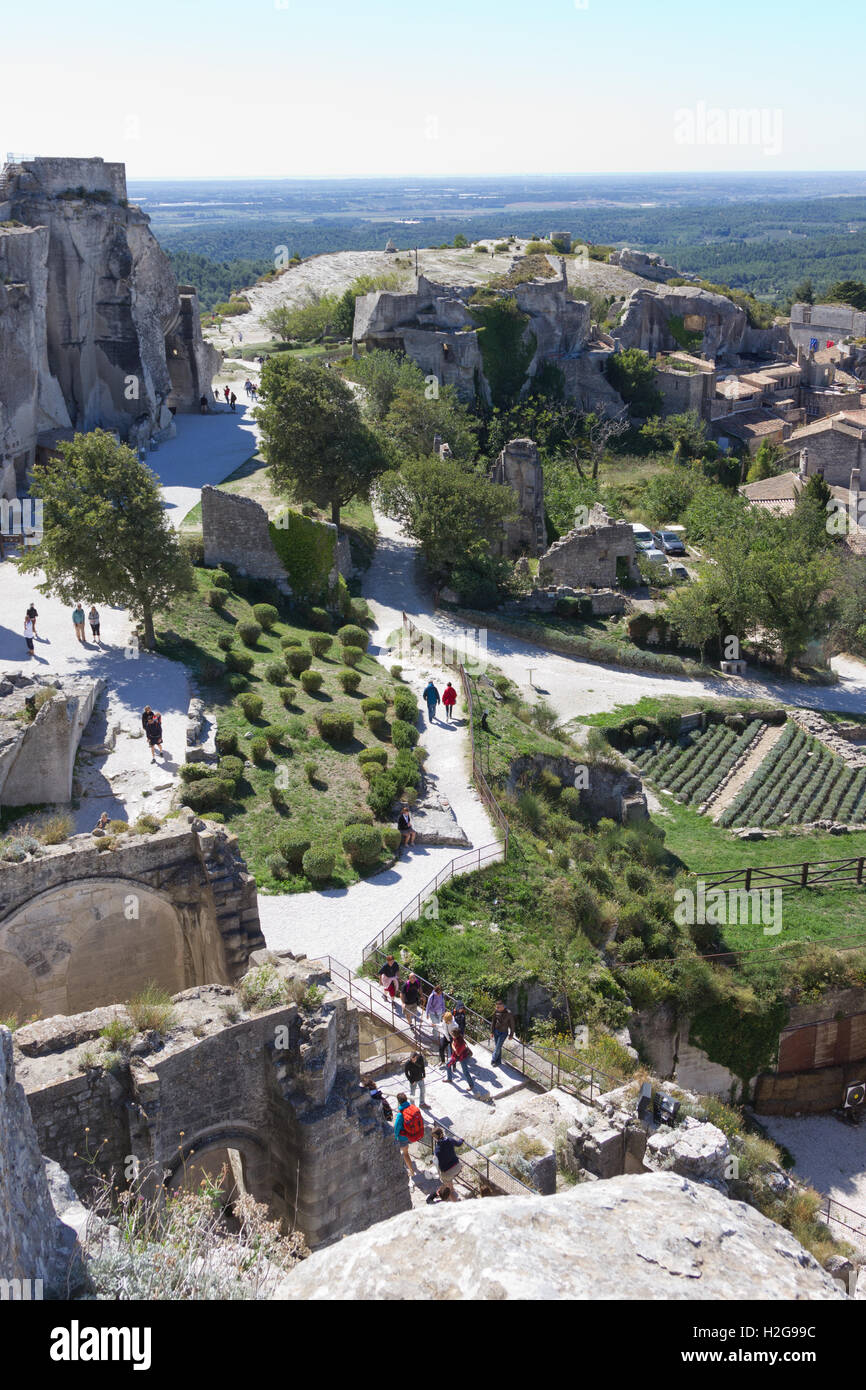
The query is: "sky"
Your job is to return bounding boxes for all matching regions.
[2,0,865,179]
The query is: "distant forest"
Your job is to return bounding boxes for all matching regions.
[163,196,866,310]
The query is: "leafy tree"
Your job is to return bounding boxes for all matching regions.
[745,439,785,483]
[263,292,340,342]
[348,349,427,421]
[604,349,663,417]
[640,410,708,461]
[377,458,517,577]
[382,384,479,463]
[18,430,193,649]
[641,469,697,528]
[453,233,468,249]
[825,279,866,312]
[791,278,814,305]
[681,480,749,545]
[469,295,536,407]
[258,358,390,526]
[551,406,628,483]
[663,582,720,663]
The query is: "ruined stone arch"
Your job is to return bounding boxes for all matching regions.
[0,877,188,1018]
[163,1123,274,1210]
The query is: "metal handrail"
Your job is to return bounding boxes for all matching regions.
[361,841,504,962]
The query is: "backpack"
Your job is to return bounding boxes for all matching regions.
[401,1104,424,1142]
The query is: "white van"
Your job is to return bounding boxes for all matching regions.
[631,523,654,551]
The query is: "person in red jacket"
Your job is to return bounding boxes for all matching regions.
[446,1032,478,1092]
[442,681,458,721]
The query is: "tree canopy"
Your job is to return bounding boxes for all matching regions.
[377,457,517,577]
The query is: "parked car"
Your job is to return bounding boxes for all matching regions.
[653,529,687,556]
[631,523,655,551]
[640,545,667,566]
[667,563,690,581]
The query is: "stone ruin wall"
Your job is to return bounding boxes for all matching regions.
[0,671,103,807]
[200,486,353,595]
[539,505,640,588]
[0,817,265,1022]
[506,752,648,825]
[13,952,410,1251]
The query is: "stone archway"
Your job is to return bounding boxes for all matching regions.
[0,878,187,1018]
[163,1126,274,1212]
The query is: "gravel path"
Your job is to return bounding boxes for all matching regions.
[706,721,786,820]
[760,1113,866,1253]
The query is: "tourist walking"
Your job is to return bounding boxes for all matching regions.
[141,705,154,731]
[401,971,424,1033]
[490,1000,517,1067]
[393,1093,423,1177]
[403,1051,427,1109]
[25,603,38,635]
[88,606,101,644]
[223,385,230,404]
[380,952,400,1003]
[429,1126,463,1200]
[453,1000,467,1037]
[442,681,457,720]
[23,615,35,657]
[145,710,164,762]
[199,394,208,414]
[446,1032,478,1092]
[437,1009,461,1065]
[397,803,416,851]
[425,983,446,1034]
[422,679,440,725]
[229,391,237,412]
[71,602,86,644]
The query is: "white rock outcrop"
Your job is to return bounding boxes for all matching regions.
[280,1171,845,1301]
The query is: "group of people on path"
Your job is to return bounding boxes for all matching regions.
[23,601,102,657]
[422,679,457,726]
[243,379,259,401]
[141,705,165,762]
[392,1093,464,1201]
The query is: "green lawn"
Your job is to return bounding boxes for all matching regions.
[156,571,402,892]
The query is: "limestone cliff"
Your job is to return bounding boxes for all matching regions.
[279,1170,846,1300]
[615,284,791,363]
[0,156,219,497]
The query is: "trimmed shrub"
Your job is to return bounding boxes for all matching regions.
[226,650,254,675]
[382,826,402,852]
[250,737,268,763]
[392,718,419,749]
[305,760,319,785]
[212,571,231,590]
[217,633,235,652]
[338,668,362,693]
[393,690,418,722]
[361,697,387,716]
[341,824,383,866]
[279,687,297,709]
[281,635,303,649]
[263,724,287,750]
[278,834,311,870]
[252,603,279,631]
[300,669,324,694]
[310,607,332,631]
[286,647,313,676]
[268,852,289,877]
[218,756,244,787]
[238,620,262,648]
[207,587,227,610]
[393,750,421,791]
[316,712,354,743]
[308,633,333,658]
[340,644,364,668]
[215,726,238,756]
[238,692,264,721]
[265,661,287,685]
[338,624,369,651]
[366,710,387,733]
[366,770,399,818]
[345,810,375,826]
[390,665,403,680]
[358,746,388,767]
[179,763,214,783]
[302,846,335,883]
[180,778,234,811]
[414,745,429,764]
[349,598,369,623]
[226,673,248,694]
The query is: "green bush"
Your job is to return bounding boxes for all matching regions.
[310,607,331,631]
[179,763,215,783]
[238,620,262,648]
[250,737,268,764]
[218,755,244,785]
[211,571,231,590]
[341,824,383,865]
[366,710,387,732]
[281,635,303,650]
[392,719,419,749]
[361,697,387,716]
[338,668,362,693]
[268,852,289,877]
[180,778,235,812]
[207,587,227,610]
[217,633,235,652]
[215,727,238,756]
[264,661,287,685]
[341,645,364,668]
[226,650,254,675]
[390,665,403,680]
[263,725,287,750]
[238,693,264,721]
[286,647,313,676]
[303,846,335,883]
[560,786,582,820]
[305,759,319,784]
[382,826,402,852]
[308,633,333,658]
[358,746,388,767]
[316,712,354,742]
[393,750,421,791]
[252,603,279,631]
[366,771,399,819]
[393,690,418,722]
[226,673,248,694]
[278,834,311,870]
[338,624,369,651]
[297,668,321,694]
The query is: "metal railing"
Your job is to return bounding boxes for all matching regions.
[822,1193,866,1238]
[413,1129,537,1199]
[692,856,866,892]
[361,841,504,962]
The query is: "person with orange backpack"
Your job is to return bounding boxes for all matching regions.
[394,1092,424,1176]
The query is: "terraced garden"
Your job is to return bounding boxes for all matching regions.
[629,719,764,809]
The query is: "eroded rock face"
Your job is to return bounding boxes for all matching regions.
[279,1170,845,1300]
[615,285,790,363]
[0,156,218,486]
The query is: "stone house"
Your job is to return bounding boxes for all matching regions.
[538,504,640,588]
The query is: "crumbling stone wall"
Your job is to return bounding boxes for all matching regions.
[539,504,640,588]
[14,953,410,1250]
[0,671,103,807]
[0,818,264,1020]
[201,486,291,587]
[506,752,647,824]
[488,438,545,558]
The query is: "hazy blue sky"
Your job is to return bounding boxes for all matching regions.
[3,0,864,178]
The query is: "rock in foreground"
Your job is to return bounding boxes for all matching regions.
[280,1171,843,1301]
